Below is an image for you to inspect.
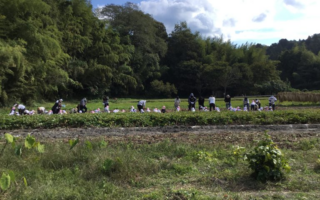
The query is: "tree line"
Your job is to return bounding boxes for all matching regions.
[0,0,319,106]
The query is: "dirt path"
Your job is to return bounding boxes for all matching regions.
[2,124,320,144]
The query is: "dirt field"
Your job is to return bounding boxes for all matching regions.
[2,124,320,147]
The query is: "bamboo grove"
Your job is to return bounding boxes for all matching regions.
[1,0,320,106]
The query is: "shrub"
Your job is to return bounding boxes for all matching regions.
[245,133,291,182]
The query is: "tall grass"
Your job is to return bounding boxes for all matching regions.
[1,132,320,199]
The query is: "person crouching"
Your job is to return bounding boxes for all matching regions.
[52,99,63,114]
[37,107,45,114]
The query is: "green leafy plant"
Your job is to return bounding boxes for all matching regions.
[24,134,45,154]
[69,138,79,150]
[190,150,214,162]
[0,173,11,191]
[245,133,291,182]
[233,145,246,163]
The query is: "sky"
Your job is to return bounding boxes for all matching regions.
[91,0,320,46]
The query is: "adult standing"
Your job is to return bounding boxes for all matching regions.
[255,99,261,109]
[188,93,196,111]
[269,95,277,110]
[103,96,109,108]
[137,100,146,113]
[174,96,181,110]
[79,98,87,113]
[208,95,216,111]
[250,100,256,111]
[224,94,231,109]
[198,96,205,110]
[243,96,249,110]
[52,99,63,114]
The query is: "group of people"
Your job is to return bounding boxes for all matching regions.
[224,94,277,111]
[8,94,278,116]
[182,93,220,112]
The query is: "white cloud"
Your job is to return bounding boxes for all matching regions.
[135,0,320,45]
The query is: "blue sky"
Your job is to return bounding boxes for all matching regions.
[92,0,320,46]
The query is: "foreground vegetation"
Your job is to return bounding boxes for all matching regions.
[1,109,320,129]
[1,131,320,199]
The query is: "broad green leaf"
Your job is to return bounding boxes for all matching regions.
[33,142,40,148]
[23,177,28,187]
[4,133,13,143]
[8,171,15,182]
[25,135,35,149]
[37,143,45,153]
[0,173,11,191]
[69,138,79,150]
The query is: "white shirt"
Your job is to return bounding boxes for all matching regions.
[209,97,215,104]
[18,104,25,110]
[138,100,146,106]
[269,96,277,104]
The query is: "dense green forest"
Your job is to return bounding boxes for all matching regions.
[0,0,319,106]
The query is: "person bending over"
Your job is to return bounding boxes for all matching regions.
[52,99,63,114]
[79,98,87,113]
[209,95,215,111]
[137,100,146,113]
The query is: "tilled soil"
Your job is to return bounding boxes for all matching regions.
[1,124,320,147]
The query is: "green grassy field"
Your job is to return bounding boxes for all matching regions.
[1,131,320,199]
[1,97,319,115]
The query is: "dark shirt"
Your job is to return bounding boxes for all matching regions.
[224,97,231,103]
[199,98,204,105]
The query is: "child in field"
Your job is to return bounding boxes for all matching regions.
[113,109,119,113]
[9,105,16,115]
[177,106,180,112]
[130,106,136,113]
[146,108,151,112]
[37,107,46,114]
[215,107,220,112]
[104,105,110,113]
[161,106,166,113]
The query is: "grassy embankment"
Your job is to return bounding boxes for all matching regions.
[1,132,320,199]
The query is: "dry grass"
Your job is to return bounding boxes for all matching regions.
[277,92,320,103]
